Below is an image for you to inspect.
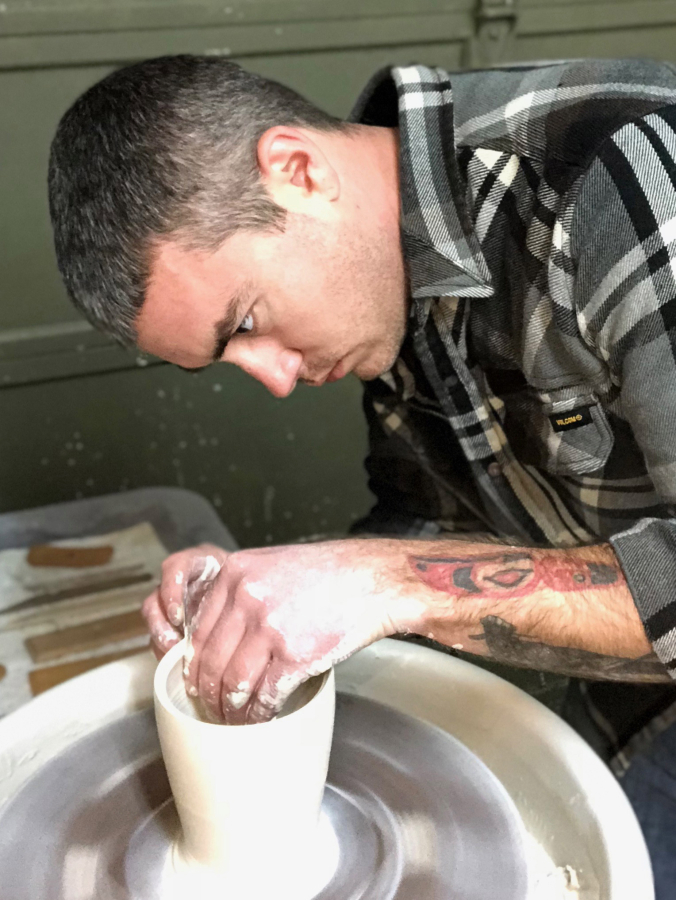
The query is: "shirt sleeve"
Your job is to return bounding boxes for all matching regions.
[572,105,676,673]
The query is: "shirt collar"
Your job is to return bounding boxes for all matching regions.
[350,65,493,301]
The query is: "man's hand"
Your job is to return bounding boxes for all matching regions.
[143,536,669,725]
[143,540,425,724]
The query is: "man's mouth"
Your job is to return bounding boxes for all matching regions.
[300,357,348,387]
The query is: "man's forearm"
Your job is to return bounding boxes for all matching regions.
[395,538,669,682]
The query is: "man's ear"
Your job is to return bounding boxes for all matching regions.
[256,126,340,213]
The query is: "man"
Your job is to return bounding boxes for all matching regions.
[49,54,676,889]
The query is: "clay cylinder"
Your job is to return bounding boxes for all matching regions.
[154,639,336,900]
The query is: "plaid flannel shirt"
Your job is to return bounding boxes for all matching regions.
[350,58,676,676]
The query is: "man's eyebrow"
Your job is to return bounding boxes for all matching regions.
[211,290,246,363]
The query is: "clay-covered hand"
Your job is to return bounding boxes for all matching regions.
[142,544,231,659]
[183,540,426,724]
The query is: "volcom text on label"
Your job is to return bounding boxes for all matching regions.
[549,406,593,433]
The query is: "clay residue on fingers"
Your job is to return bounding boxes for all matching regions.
[183,634,198,696]
[168,604,184,627]
[181,556,222,699]
[226,681,252,710]
[168,572,186,626]
[156,625,183,652]
[197,555,222,583]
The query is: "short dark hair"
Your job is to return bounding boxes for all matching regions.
[48,55,349,345]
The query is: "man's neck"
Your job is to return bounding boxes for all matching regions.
[360,125,401,228]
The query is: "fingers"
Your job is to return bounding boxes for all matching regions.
[158,554,192,628]
[245,658,306,725]
[194,605,247,720]
[159,544,228,629]
[141,544,228,664]
[183,565,243,697]
[217,631,274,725]
[142,588,182,658]
[184,570,282,724]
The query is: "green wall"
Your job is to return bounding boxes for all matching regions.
[1,0,676,546]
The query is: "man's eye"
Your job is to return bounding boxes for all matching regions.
[235,313,254,335]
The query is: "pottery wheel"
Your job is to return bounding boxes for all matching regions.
[0,693,529,899]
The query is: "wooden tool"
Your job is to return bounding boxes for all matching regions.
[25,609,148,664]
[27,544,114,568]
[5,569,153,614]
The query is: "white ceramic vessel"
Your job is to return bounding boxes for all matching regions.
[154,639,336,900]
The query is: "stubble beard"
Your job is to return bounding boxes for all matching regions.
[354,308,409,382]
[321,215,409,383]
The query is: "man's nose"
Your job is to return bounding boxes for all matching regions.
[221,337,303,398]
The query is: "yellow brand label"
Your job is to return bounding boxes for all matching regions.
[556,414,583,426]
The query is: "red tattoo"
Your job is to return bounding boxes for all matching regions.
[409,552,620,599]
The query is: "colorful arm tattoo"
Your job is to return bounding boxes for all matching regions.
[406,550,668,681]
[409,551,622,599]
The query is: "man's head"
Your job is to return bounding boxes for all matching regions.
[49,55,407,396]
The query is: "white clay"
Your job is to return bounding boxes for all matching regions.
[154,639,336,900]
[156,805,340,900]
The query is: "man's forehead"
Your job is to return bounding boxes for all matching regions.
[147,238,225,299]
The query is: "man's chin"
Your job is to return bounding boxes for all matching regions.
[354,352,400,382]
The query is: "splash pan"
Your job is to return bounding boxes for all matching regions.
[0,693,528,899]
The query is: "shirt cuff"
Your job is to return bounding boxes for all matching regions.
[610,518,676,674]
